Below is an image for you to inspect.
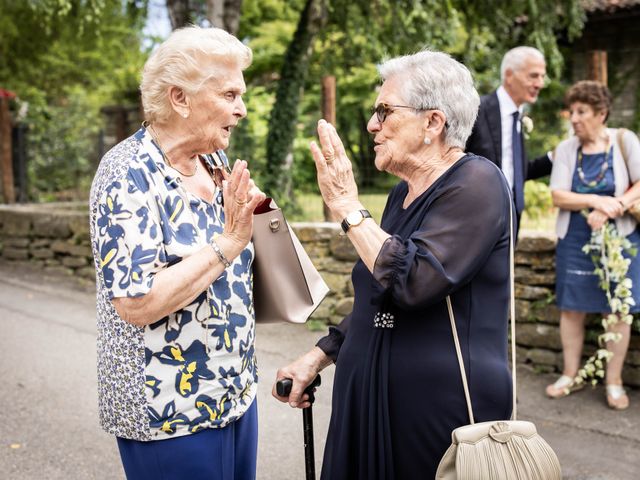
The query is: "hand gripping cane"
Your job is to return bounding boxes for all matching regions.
[276,375,322,480]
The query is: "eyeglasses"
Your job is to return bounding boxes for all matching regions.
[373,102,449,128]
[373,103,419,123]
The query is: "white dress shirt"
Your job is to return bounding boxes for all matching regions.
[496,86,524,190]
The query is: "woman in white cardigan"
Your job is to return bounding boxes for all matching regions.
[546,80,640,410]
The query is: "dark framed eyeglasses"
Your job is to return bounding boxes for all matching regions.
[373,103,418,123]
[373,102,449,128]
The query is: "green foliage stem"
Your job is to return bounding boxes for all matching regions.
[578,219,637,385]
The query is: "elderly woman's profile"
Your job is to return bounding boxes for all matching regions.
[274,50,513,479]
[89,26,265,479]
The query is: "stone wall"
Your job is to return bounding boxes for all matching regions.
[1,204,639,386]
[0,203,93,279]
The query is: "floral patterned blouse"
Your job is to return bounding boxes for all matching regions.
[89,127,257,441]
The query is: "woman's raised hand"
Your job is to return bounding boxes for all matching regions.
[310,119,360,220]
[220,160,265,256]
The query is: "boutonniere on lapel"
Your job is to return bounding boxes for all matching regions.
[521,115,534,139]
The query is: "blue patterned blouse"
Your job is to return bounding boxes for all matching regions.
[89,127,257,441]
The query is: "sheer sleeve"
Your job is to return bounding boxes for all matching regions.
[373,158,510,310]
[316,313,353,362]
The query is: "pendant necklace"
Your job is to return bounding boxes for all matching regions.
[576,135,610,188]
[147,123,199,177]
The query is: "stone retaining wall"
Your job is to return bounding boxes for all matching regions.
[1,204,638,387]
[0,203,93,279]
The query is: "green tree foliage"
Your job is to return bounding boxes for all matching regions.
[228,0,300,187]
[0,0,587,211]
[263,0,327,207]
[313,0,465,192]
[243,0,585,215]
[0,0,148,199]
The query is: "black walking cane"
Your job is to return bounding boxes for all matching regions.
[276,375,322,480]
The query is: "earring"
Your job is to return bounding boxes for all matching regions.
[423,136,432,145]
[183,113,188,118]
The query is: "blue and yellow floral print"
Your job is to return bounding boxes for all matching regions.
[89,128,257,441]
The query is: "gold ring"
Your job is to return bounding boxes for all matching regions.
[325,155,334,164]
[235,199,247,206]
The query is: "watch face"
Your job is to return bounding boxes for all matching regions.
[346,211,363,225]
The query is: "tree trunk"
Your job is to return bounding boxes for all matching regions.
[206,0,243,35]
[264,0,327,207]
[166,0,192,30]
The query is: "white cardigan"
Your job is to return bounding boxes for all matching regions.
[549,128,640,239]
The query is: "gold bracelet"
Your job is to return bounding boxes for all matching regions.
[210,238,231,268]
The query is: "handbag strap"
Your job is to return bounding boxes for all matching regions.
[617,128,629,167]
[445,191,517,424]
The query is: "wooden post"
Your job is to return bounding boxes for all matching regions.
[321,76,336,221]
[0,96,15,204]
[115,106,128,143]
[587,50,607,86]
[322,76,336,124]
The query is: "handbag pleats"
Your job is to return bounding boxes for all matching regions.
[455,432,562,480]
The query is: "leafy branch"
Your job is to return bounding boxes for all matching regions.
[578,217,637,385]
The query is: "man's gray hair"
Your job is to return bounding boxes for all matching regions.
[500,46,545,82]
[141,25,252,123]
[378,50,479,148]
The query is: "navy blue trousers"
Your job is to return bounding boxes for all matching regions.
[117,400,258,480]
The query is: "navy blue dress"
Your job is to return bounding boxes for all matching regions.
[317,155,513,480]
[556,150,640,312]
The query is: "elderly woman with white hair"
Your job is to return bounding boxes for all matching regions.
[273,50,514,479]
[90,26,265,479]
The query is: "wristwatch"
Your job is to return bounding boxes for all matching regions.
[340,209,372,234]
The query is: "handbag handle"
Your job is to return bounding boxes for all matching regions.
[445,190,517,424]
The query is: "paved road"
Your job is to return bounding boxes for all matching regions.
[0,261,638,479]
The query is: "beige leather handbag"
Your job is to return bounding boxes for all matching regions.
[205,151,329,324]
[435,198,562,480]
[252,198,329,323]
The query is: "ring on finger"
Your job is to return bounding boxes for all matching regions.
[324,154,335,164]
[235,198,248,206]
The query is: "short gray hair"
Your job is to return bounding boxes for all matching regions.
[378,50,480,148]
[141,25,252,123]
[500,46,545,82]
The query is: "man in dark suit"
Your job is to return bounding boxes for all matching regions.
[466,46,551,234]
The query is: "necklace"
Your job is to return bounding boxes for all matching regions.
[576,136,611,188]
[147,123,199,177]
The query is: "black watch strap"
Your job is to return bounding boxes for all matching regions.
[341,209,372,234]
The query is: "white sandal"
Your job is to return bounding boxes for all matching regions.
[545,375,584,399]
[606,384,629,410]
